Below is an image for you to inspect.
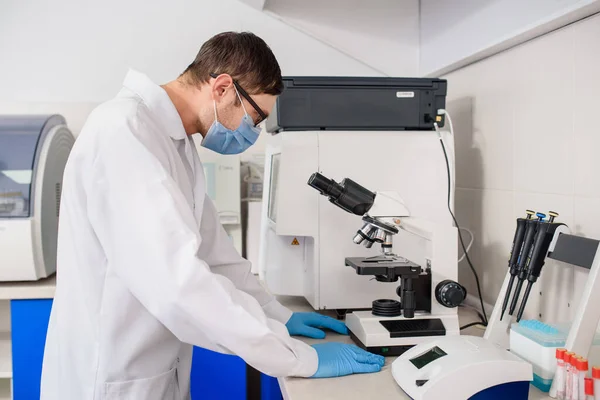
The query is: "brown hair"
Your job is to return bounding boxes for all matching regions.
[182,31,283,96]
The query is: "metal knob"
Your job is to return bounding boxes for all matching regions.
[435,280,467,308]
[536,212,546,221]
[525,209,536,219]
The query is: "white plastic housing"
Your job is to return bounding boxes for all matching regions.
[392,336,532,400]
[346,311,459,348]
[259,130,455,310]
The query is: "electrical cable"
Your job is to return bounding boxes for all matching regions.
[460,321,487,331]
[435,111,488,326]
[458,227,474,263]
[459,304,485,324]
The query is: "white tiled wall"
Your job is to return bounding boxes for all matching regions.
[444,12,600,322]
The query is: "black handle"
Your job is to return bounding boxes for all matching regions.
[509,218,528,268]
[527,223,565,282]
[516,219,539,279]
[501,211,535,320]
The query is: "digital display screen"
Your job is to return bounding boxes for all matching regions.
[409,346,447,369]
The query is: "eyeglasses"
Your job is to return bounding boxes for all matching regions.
[210,73,268,126]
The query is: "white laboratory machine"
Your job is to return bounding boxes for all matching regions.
[258,76,465,353]
[391,335,532,400]
[0,115,74,281]
[259,77,453,311]
[193,141,243,254]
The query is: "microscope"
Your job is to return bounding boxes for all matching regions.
[308,172,465,355]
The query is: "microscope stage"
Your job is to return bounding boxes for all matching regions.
[345,256,421,277]
[346,311,460,356]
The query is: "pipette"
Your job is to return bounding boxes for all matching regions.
[516,211,564,322]
[501,210,535,321]
[509,212,545,316]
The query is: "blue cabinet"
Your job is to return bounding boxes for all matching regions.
[10,298,283,400]
[190,347,247,399]
[189,349,283,400]
[261,375,283,400]
[11,299,53,400]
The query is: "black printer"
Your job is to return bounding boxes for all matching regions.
[266,77,447,133]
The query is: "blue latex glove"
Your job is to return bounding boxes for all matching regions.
[311,343,385,378]
[285,312,348,339]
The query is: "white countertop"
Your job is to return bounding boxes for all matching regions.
[276,295,551,400]
[0,274,55,300]
[0,277,554,399]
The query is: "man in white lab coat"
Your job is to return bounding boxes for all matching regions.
[40,32,384,400]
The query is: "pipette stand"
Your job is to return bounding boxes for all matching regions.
[484,225,570,349]
[483,223,600,398]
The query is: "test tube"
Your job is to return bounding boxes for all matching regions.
[579,358,589,400]
[586,377,594,400]
[593,367,600,400]
[573,357,581,400]
[566,353,575,400]
[556,349,567,399]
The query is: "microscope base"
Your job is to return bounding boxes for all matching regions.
[346,311,460,356]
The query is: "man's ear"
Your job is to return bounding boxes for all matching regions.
[211,74,234,101]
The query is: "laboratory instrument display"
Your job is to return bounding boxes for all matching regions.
[308,173,464,355]
[0,115,74,281]
[391,335,532,400]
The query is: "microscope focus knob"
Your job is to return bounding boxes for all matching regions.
[435,280,467,308]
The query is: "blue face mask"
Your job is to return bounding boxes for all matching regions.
[201,89,261,155]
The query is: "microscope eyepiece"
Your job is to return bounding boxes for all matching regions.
[307,172,376,216]
[308,173,343,198]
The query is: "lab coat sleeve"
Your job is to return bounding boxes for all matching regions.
[199,198,292,324]
[86,119,318,378]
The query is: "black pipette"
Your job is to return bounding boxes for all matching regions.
[516,211,564,322]
[508,212,545,316]
[500,210,535,321]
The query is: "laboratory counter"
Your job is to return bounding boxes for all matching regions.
[0,275,56,300]
[0,277,554,400]
[276,295,552,400]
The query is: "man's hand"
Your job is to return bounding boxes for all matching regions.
[310,343,385,378]
[285,312,349,339]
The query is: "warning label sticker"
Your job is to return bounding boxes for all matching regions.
[291,238,300,246]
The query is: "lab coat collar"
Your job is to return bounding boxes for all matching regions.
[122,69,187,140]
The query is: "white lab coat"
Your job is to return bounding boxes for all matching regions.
[40,70,318,400]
